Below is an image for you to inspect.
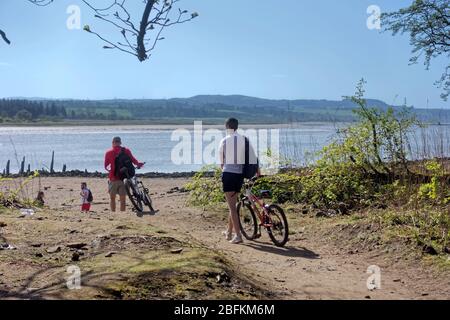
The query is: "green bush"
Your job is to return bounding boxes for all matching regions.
[185,165,223,207]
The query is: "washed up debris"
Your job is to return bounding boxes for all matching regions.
[46,245,61,253]
[71,252,80,262]
[170,248,183,254]
[0,222,7,227]
[105,251,116,258]
[66,242,87,249]
[216,272,231,284]
[0,243,16,250]
[20,209,35,217]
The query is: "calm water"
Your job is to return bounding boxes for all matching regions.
[0,124,448,173]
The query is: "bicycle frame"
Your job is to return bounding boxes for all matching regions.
[242,181,274,228]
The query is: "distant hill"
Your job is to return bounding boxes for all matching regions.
[1,95,449,124]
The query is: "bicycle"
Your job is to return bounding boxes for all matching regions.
[237,176,289,247]
[121,163,156,214]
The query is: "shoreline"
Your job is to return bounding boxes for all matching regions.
[3,170,213,179]
[0,121,350,130]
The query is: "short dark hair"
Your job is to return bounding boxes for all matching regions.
[225,118,239,130]
[112,136,121,144]
[81,182,87,186]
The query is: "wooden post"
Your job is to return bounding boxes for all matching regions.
[19,157,25,175]
[27,164,31,175]
[50,151,55,174]
[6,160,10,176]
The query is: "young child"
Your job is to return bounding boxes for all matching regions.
[80,182,92,212]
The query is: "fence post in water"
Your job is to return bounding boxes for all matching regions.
[6,160,10,176]
[50,151,55,174]
[62,164,66,173]
[19,157,25,175]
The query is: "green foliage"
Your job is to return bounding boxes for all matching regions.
[375,208,450,255]
[418,161,450,204]
[185,165,223,207]
[0,171,40,208]
[382,0,450,100]
[253,174,303,203]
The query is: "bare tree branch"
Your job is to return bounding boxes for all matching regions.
[82,0,198,62]
[1,0,53,45]
[0,29,11,45]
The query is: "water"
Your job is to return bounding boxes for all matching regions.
[0,124,448,173]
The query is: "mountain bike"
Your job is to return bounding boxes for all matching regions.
[237,176,289,247]
[121,163,156,214]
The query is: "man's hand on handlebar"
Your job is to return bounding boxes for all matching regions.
[136,162,145,169]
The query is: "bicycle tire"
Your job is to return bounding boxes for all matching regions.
[142,188,155,212]
[237,200,258,240]
[266,204,289,247]
[125,179,143,212]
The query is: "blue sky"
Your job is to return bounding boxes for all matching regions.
[0,0,448,108]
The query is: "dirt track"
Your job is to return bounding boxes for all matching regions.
[1,177,449,299]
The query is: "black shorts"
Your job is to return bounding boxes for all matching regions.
[221,172,244,193]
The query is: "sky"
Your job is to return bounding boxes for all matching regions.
[0,0,448,108]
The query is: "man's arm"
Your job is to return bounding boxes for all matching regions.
[104,151,111,171]
[218,139,225,169]
[126,149,144,167]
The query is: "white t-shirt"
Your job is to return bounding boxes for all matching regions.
[81,188,90,204]
[218,131,256,174]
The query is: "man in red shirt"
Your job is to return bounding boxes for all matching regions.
[104,137,144,212]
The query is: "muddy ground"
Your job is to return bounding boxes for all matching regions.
[0,177,449,299]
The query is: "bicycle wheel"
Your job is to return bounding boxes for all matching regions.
[237,200,258,240]
[142,186,155,212]
[125,180,143,212]
[266,204,289,247]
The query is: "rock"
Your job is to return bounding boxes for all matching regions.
[0,222,7,227]
[337,202,349,215]
[393,279,401,282]
[31,243,42,248]
[46,245,61,253]
[421,293,429,297]
[422,245,438,255]
[444,247,450,254]
[35,253,43,258]
[170,248,183,254]
[67,242,87,249]
[365,295,371,299]
[71,252,80,261]
[216,272,230,284]
[316,211,329,218]
[0,243,16,250]
[301,207,309,215]
[105,251,116,258]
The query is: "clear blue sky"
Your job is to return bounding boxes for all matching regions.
[0,0,448,108]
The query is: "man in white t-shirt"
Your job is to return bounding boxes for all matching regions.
[218,118,258,244]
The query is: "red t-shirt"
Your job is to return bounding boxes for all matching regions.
[104,146,141,181]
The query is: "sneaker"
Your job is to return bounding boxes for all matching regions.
[222,231,233,241]
[229,235,243,244]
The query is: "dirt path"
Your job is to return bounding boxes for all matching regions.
[147,181,448,300]
[2,177,448,299]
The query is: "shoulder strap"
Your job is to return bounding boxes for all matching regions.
[244,136,249,165]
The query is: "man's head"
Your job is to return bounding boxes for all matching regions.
[225,118,239,131]
[81,182,87,189]
[112,136,122,147]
